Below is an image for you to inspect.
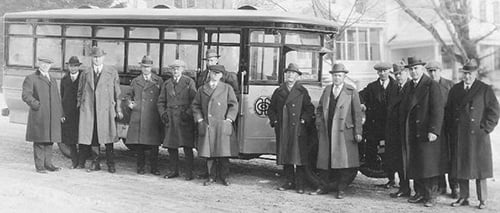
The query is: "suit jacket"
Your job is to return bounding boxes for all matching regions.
[446,80,500,179]
[61,71,81,144]
[77,65,122,145]
[399,74,446,179]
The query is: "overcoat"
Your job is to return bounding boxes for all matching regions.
[438,78,454,103]
[60,71,81,144]
[158,75,197,148]
[268,83,314,166]
[192,82,239,157]
[77,66,121,145]
[359,77,396,140]
[399,74,446,179]
[446,80,499,179]
[22,70,62,143]
[315,84,363,169]
[126,74,163,145]
[196,69,239,94]
[384,80,411,170]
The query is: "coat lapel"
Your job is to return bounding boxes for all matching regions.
[408,75,430,110]
[458,80,481,107]
[284,83,301,105]
[322,85,333,123]
[36,70,51,86]
[174,76,189,95]
[336,85,350,112]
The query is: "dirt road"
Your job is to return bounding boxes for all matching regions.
[0,93,499,212]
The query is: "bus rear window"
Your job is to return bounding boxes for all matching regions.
[164,28,198,40]
[128,43,160,74]
[37,38,62,68]
[130,27,159,39]
[8,24,32,35]
[36,25,61,36]
[208,33,240,43]
[96,41,125,72]
[249,46,279,83]
[65,39,92,69]
[250,31,280,43]
[96,27,124,38]
[66,26,92,37]
[162,44,199,77]
[286,51,320,82]
[8,37,33,66]
[285,32,321,46]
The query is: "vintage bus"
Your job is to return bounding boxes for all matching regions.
[2,7,361,186]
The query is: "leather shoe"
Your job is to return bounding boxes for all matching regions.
[108,165,116,173]
[277,182,295,191]
[36,169,48,174]
[46,166,61,172]
[336,191,345,199]
[390,190,410,198]
[450,188,459,199]
[203,178,215,186]
[310,188,328,195]
[87,161,101,172]
[451,198,469,207]
[376,180,396,189]
[137,168,146,175]
[408,194,424,203]
[221,179,230,186]
[151,170,161,176]
[478,201,486,209]
[185,174,194,181]
[424,199,436,207]
[164,172,179,179]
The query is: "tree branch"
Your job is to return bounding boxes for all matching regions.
[474,26,499,43]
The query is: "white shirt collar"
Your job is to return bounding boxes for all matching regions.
[380,79,389,89]
[332,83,344,90]
[143,73,151,80]
[94,64,103,73]
[464,80,475,89]
[70,72,79,80]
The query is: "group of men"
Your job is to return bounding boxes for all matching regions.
[22,47,239,187]
[21,47,499,208]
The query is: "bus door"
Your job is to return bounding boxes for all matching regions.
[238,29,282,155]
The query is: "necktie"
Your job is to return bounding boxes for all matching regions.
[333,86,340,98]
[413,80,418,87]
[465,85,470,92]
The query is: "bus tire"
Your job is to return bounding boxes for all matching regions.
[57,143,72,158]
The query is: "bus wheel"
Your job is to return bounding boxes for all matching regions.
[57,143,72,158]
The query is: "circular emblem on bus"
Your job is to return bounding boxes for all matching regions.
[254,96,271,118]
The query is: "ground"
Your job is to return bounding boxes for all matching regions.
[0,93,499,213]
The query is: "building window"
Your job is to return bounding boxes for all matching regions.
[175,0,196,8]
[494,1,500,23]
[335,27,381,61]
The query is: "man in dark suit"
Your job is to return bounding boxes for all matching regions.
[22,57,63,173]
[425,61,458,198]
[400,57,446,207]
[447,62,499,210]
[196,48,239,94]
[386,63,412,198]
[61,56,83,169]
[359,62,397,188]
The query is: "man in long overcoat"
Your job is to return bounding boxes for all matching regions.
[425,60,458,198]
[22,57,62,173]
[311,63,362,199]
[268,63,315,194]
[61,56,83,169]
[447,62,499,210]
[158,60,197,180]
[400,57,446,207]
[192,64,239,186]
[77,47,123,173]
[196,48,239,94]
[125,56,163,175]
[386,64,411,198]
[359,62,397,188]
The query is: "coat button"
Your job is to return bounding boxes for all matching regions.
[470,106,474,110]
[471,130,475,134]
[150,91,153,93]
[292,122,296,126]
[416,134,420,138]
[292,113,296,116]
[208,114,212,117]
[218,102,221,106]
[456,118,459,121]
[292,104,295,107]
[416,120,420,124]
[471,118,475,122]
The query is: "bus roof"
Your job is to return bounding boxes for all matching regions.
[3,8,338,32]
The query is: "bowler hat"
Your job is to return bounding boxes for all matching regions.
[373,62,392,71]
[88,47,106,57]
[329,63,349,74]
[284,63,302,75]
[459,60,479,73]
[392,63,405,74]
[139,55,154,67]
[208,64,226,73]
[170,59,186,68]
[425,61,441,70]
[404,56,426,68]
[203,48,220,60]
[37,57,53,64]
[66,56,82,66]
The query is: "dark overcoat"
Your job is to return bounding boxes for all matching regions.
[22,70,62,143]
[446,80,499,179]
[77,66,121,145]
[399,74,447,179]
[384,80,411,170]
[126,74,163,145]
[316,84,363,169]
[196,69,239,94]
[60,71,81,144]
[268,83,314,166]
[192,82,239,157]
[359,77,396,141]
[438,77,454,103]
[158,75,197,148]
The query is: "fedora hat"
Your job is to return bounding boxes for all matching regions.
[392,63,405,74]
[66,56,82,66]
[329,63,349,74]
[37,57,53,64]
[139,55,154,67]
[284,63,302,75]
[208,64,226,73]
[203,48,220,60]
[425,61,442,70]
[170,59,186,68]
[404,56,426,68]
[88,47,106,57]
[459,60,479,73]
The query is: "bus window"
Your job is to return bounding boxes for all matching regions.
[9,24,32,35]
[208,33,240,43]
[37,38,62,68]
[66,26,92,37]
[8,37,33,66]
[286,51,320,82]
[96,41,125,72]
[95,26,124,38]
[216,46,239,73]
[250,30,280,43]
[162,43,199,77]
[65,39,92,69]
[164,28,198,40]
[129,27,159,39]
[128,42,160,74]
[249,46,279,83]
[285,32,321,46]
[36,25,61,36]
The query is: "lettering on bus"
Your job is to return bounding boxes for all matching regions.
[254,96,271,118]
